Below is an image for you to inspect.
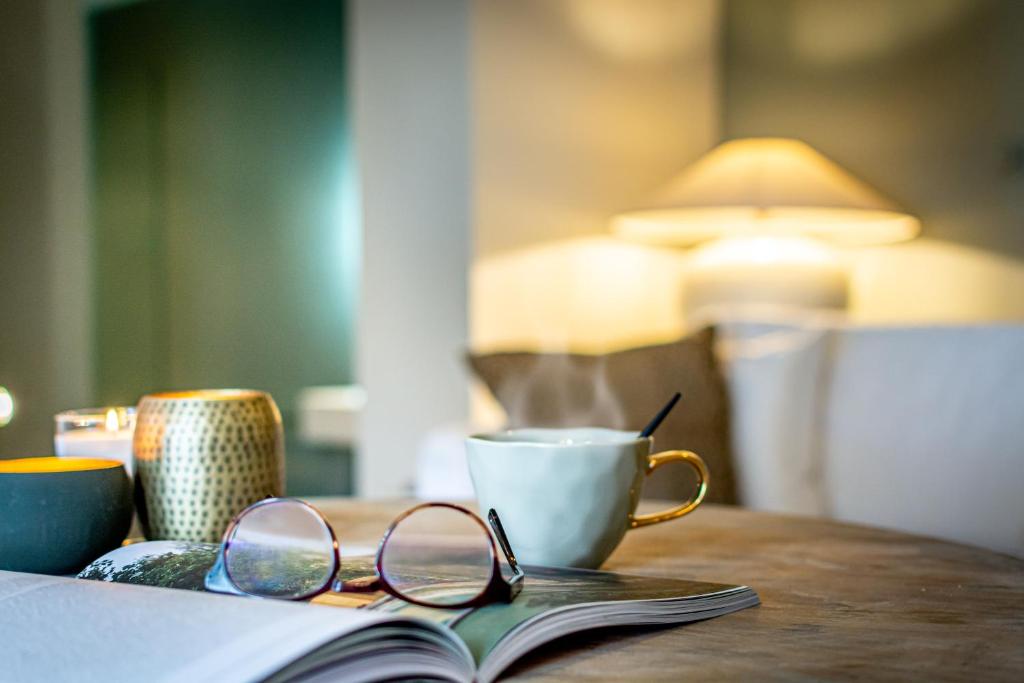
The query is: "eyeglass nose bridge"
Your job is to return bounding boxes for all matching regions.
[331,574,382,594]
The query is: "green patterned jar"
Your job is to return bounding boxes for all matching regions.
[134,390,284,542]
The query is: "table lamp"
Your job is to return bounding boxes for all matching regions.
[611,137,919,317]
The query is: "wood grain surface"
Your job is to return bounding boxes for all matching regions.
[313,499,1024,681]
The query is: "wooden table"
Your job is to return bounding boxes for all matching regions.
[313,499,1024,681]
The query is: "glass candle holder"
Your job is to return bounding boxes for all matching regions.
[54,407,137,476]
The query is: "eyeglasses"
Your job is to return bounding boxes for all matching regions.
[204,498,525,609]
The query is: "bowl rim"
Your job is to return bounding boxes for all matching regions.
[0,457,125,473]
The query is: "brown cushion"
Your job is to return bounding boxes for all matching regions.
[467,328,736,504]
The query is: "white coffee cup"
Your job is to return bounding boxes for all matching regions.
[465,427,708,569]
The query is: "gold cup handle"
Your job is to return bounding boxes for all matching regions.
[629,450,709,529]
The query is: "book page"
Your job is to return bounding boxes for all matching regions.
[72,541,756,683]
[0,570,465,683]
[368,564,758,683]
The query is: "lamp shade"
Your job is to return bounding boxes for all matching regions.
[612,138,919,247]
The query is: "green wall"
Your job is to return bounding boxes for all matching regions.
[91,0,353,406]
[91,0,355,493]
[0,1,58,457]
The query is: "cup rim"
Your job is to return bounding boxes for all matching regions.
[467,427,649,448]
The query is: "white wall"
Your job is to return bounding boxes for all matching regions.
[472,0,721,259]
[350,0,471,496]
[470,0,722,352]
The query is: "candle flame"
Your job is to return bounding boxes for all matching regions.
[105,408,120,432]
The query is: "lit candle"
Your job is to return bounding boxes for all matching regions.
[54,407,136,476]
[0,386,13,427]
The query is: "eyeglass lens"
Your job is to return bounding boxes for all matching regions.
[226,501,335,599]
[379,506,495,606]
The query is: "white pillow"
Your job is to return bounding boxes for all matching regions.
[823,325,1024,557]
[716,320,832,515]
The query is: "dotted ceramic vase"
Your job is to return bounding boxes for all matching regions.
[134,390,284,542]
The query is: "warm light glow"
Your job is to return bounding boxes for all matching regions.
[0,457,123,473]
[105,408,120,432]
[847,238,1024,323]
[685,236,849,317]
[0,386,12,427]
[470,237,691,429]
[471,236,689,354]
[612,137,920,247]
[689,235,840,269]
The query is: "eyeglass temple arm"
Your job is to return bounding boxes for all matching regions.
[487,508,524,582]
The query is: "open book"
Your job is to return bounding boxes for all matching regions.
[3,542,758,682]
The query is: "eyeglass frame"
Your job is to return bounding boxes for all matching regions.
[204,498,525,609]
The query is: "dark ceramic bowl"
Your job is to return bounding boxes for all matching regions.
[0,457,133,574]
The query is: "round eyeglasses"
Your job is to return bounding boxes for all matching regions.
[204,498,524,609]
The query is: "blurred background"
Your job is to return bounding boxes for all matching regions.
[1,1,1022,552]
